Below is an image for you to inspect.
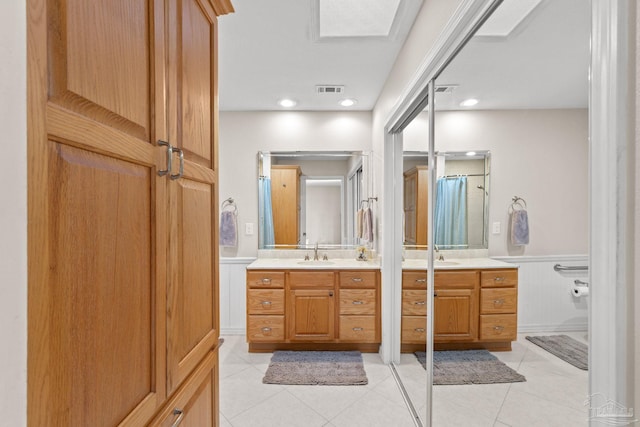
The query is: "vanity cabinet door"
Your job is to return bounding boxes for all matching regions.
[287,289,336,341]
[433,289,478,341]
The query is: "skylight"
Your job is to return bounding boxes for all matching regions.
[318,0,402,38]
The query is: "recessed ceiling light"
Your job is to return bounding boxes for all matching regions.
[466,151,477,156]
[278,98,297,108]
[339,98,357,107]
[460,98,479,107]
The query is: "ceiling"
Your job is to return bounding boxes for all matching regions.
[218,0,590,112]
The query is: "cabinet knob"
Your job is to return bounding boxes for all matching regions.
[415,328,425,333]
[352,300,364,305]
[261,327,272,332]
[352,327,364,331]
[433,292,438,297]
[493,299,505,305]
[414,301,426,305]
[329,292,334,297]
[261,301,272,306]
[493,325,505,331]
[494,277,505,282]
[351,277,363,282]
[261,278,272,284]
[415,278,427,283]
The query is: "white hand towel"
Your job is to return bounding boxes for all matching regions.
[220,210,238,247]
[510,209,529,246]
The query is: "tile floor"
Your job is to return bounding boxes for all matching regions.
[219,332,588,427]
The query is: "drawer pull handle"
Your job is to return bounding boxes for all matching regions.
[493,325,505,331]
[415,278,427,283]
[493,299,505,305]
[414,301,426,305]
[170,409,184,427]
[352,327,364,331]
[352,300,364,305]
[415,328,425,333]
[261,301,272,305]
[261,327,272,332]
[494,277,505,282]
[261,278,272,284]
[351,277,363,282]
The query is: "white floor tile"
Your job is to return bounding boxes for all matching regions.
[329,389,416,427]
[219,365,285,419]
[282,383,371,420]
[229,390,328,427]
[497,387,588,427]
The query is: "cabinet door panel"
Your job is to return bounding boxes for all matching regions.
[433,289,478,341]
[168,178,218,393]
[288,290,335,341]
[44,143,163,427]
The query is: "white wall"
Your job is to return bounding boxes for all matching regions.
[404,109,589,256]
[219,111,372,257]
[0,1,27,425]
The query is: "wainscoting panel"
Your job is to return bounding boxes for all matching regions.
[493,255,588,332]
[219,257,255,335]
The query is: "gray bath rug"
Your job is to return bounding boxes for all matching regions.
[263,351,368,385]
[415,350,526,385]
[525,335,588,370]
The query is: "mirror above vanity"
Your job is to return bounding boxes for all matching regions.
[402,149,490,250]
[258,151,370,250]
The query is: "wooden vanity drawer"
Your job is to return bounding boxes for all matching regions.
[247,271,285,289]
[402,290,427,316]
[480,269,518,288]
[402,271,428,289]
[289,271,335,288]
[402,316,427,344]
[435,271,478,289]
[340,289,377,315]
[339,316,377,342]
[247,289,284,315]
[247,315,285,341]
[480,288,517,314]
[339,271,377,288]
[479,314,517,340]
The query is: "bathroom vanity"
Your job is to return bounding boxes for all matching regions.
[402,258,518,352]
[246,259,381,352]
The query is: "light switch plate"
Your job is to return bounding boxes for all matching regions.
[492,222,501,234]
[245,223,254,235]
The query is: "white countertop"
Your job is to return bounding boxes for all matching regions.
[402,257,518,270]
[247,258,380,270]
[246,257,517,270]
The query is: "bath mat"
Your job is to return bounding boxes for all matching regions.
[415,350,526,385]
[263,351,368,385]
[525,335,588,370]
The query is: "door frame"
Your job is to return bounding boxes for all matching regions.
[382,0,636,425]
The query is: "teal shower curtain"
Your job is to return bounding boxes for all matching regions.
[434,176,468,249]
[259,177,275,248]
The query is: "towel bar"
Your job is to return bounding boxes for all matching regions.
[553,264,588,272]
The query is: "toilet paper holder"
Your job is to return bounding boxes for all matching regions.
[574,279,589,287]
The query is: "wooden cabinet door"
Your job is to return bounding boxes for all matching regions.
[166,0,220,394]
[288,289,336,341]
[433,289,478,341]
[271,166,301,246]
[28,1,168,425]
[403,172,417,244]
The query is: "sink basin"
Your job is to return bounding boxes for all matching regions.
[296,260,335,266]
[434,260,459,266]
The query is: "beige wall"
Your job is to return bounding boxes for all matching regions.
[0,0,27,425]
[219,111,372,257]
[404,109,589,256]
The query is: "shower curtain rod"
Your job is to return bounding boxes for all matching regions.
[439,173,487,178]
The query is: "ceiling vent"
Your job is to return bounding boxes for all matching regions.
[435,84,458,93]
[316,85,345,94]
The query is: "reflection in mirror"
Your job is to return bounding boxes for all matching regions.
[258,151,369,249]
[394,0,589,425]
[402,150,490,249]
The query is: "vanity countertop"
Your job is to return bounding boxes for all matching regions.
[247,258,381,270]
[403,257,518,270]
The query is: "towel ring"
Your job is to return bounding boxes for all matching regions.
[509,196,527,213]
[221,197,238,214]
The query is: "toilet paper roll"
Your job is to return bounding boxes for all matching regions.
[572,285,589,297]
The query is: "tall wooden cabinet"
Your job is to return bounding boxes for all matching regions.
[271,165,301,246]
[403,166,428,245]
[27,0,233,426]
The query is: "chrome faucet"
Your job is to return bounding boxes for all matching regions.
[313,242,319,261]
[434,244,445,261]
